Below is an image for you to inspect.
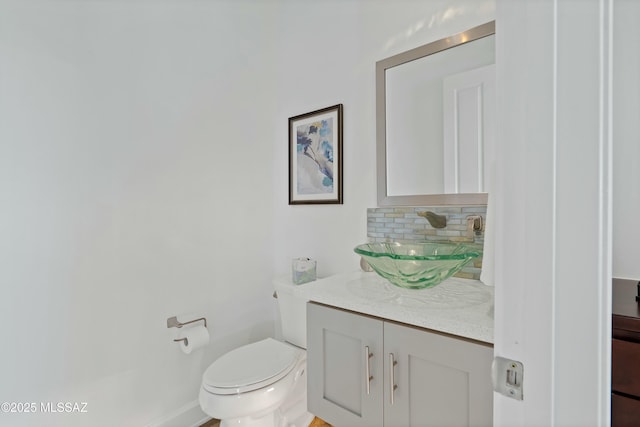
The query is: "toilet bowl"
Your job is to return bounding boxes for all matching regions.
[199,278,313,427]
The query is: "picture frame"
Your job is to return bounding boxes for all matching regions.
[288,104,343,205]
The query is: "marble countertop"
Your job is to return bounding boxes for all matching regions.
[276,271,494,344]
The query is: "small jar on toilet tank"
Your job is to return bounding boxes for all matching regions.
[291,258,316,285]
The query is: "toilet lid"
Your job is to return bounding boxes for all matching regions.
[202,338,299,395]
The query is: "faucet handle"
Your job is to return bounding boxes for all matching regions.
[466,215,484,234]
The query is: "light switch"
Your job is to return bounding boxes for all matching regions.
[492,356,524,400]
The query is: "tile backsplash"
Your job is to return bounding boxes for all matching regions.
[366,206,487,280]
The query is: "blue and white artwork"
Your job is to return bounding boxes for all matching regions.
[295,118,334,195]
[289,104,342,204]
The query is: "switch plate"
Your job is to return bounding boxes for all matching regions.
[492,356,524,400]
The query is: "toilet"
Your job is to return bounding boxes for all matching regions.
[199,278,313,427]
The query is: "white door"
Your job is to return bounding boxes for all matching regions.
[494,1,612,426]
[443,64,495,194]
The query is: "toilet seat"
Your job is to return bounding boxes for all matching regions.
[202,338,300,395]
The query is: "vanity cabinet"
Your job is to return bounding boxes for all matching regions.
[307,302,493,427]
[612,278,640,426]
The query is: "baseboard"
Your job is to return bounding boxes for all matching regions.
[147,399,211,427]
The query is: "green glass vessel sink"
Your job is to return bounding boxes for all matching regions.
[354,242,482,289]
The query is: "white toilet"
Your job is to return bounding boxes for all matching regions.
[199,278,313,427]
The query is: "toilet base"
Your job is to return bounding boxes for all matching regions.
[218,376,313,427]
[278,391,314,427]
[219,411,280,427]
[218,406,313,427]
[286,411,315,427]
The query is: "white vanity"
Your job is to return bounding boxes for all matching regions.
[277,271,494,427]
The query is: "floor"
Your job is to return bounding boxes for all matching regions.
[309,417,332,427]
[200,417,331,427]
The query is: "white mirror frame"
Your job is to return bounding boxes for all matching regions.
[376,21,495,207]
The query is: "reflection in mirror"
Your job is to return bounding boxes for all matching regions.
[377,21,495,206]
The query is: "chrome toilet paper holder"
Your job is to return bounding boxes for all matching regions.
[167,316,207,344]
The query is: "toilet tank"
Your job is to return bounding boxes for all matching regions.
[273,277,308,349]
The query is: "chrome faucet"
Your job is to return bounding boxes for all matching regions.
[417,211,447,228]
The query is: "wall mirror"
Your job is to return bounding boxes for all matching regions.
[376,21,495,206]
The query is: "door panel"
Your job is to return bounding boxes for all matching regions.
[322,329,364,414]
[443,64,495,194]
[408,356,470,427]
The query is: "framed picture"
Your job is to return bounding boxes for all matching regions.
[289,104,343,205]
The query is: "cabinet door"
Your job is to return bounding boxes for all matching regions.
[307,303,384,427]
[612,338,640,396]
[612,393,640,427]
[383,322,493,427]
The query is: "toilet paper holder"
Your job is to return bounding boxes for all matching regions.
[167,316,207,344]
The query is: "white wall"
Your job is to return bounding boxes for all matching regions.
[0,1,279,425]
[271,0,496,279]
